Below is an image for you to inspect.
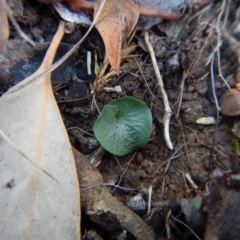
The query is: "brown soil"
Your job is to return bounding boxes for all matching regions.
[1,0,240,239]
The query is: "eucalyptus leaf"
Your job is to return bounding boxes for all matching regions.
[93,97,152,156]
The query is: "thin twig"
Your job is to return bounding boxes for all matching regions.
[81,183,141,191]
[67,127,94,137]
[214,0,231,90]
[113,155,123,171]
[207,54,220,176]
[161,145,185,196]
[134,58,154,97]
[144,31,173,149]
[111,151,137,193]
[210,53,221,112]
[176,73,185,118]
[0,0,35,47]
[180,120,193,173]
[173,218,201,240]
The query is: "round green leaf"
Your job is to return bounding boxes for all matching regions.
[93,97,152,156]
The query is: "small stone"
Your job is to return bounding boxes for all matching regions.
[136,152,144,163]
[168,184,177,191]
[186,132,196,143]
[127,193,146,213]
[141,159,150,168]
[152,177,160,189]
[145,164,155,174]
[196,116,216,125]
[183,92,193,101]
[128,162,135,169]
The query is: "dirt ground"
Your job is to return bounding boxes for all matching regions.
[1,0,240,239]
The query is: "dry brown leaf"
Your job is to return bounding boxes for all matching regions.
[0,0,9,51]
[0,22,80,239]
[94,0,139,72]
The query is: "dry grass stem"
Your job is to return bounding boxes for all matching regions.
[176,74,185,118]
[147,185,153,215]
[91,44,137,93]
[160,145,184,196]
[185,173,198,189]
[165,210,172,240]
[134,58,154,97]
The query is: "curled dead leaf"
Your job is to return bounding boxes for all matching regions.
[94,0,139,72]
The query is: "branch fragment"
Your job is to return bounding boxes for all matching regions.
[66,0,181,20]
[144,31,173,149]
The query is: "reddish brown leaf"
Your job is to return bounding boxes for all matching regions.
[0,0,9,52]
[94,0,139,72]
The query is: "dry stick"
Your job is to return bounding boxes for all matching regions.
[139,6,180,19]
[4,0,107,96]
[144,31,173,150]
[68,0,181,20]
[0,0,35,47]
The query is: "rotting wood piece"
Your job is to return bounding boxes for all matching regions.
[73,148,155,240]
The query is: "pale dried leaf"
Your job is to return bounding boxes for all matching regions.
[94,0,139,72]
[0,22,80,239]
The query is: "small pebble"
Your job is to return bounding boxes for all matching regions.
[196,116,216,125]
[141,159,150,168]
[127,193,146,213]
[152,177,160,189]
[136,152,144,163]
[145,165,155,174]
[128,162,135,169]
[168,184,177,191]
[147,144,155,151]
[186,132,196,143]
